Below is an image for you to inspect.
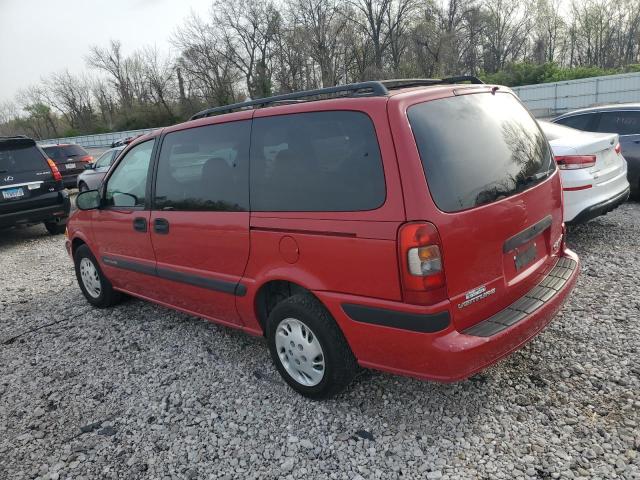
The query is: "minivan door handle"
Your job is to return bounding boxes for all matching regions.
[132,217,147,232]
[154,218,170,234]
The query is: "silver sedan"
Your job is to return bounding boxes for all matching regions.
[76,146,124,191]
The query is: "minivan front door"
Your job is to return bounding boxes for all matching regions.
[91,139,157,296]
[149,116,252,326]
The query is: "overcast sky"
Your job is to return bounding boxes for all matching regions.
[0,0,212,103]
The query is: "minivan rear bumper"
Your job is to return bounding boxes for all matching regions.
[316,248,579,382]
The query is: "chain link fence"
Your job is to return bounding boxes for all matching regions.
[37,127,158,148]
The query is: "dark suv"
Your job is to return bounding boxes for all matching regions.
[553,104,640,197]
[0,136,70,234]
[42,143,94,189]
[67,79,579,398]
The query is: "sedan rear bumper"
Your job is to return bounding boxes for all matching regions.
[563,163,629,222]
[567,186,630,225]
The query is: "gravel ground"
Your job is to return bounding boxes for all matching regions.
[1,202,639,480]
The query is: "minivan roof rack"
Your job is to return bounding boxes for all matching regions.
[189,76,484,119]
[380,76,484,90]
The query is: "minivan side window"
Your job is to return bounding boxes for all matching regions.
[596,111,640,136]
[154,121,250,212]
[555,114,595,131]
[105,140,155,208]
[250,111,385,212]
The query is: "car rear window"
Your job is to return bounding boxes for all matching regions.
[0,144,47,174]
[408,92,554,212]
[555,114,595,131]
[250,111,385,212]
[44,144,88,161]
[596,111,640,136]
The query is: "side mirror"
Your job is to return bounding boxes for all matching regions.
[76,190,101,210]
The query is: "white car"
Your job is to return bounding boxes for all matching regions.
[539,121,630,224]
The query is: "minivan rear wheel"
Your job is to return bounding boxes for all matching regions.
[74,244,121,308]
[266,294,358,399]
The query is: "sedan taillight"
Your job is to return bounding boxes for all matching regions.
[79,155,94,163]
[555,155,596,170]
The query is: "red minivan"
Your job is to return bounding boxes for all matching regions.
[66,78,579,398]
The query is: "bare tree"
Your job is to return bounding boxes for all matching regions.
[290,0,348,86]
[532,0,566,64]
[172,12,240,108]
[42,71,95,132]
[16,87,60,139]
[0,101,18,126]
[5,0,640,139]
[482,0,532,73]
[212,0,281,98]
[86,40,135,109]
[141,46,177,118]
[92,79,117,129]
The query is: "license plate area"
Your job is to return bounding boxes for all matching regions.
[2,187,24,200]
[65,163,76,170]
[514,243,537,271]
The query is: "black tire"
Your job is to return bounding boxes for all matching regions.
[73,244,122,308]
[78,182,89,192]
[266,294,358,399]
[44,220,66,235]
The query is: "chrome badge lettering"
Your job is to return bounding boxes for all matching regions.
[458,285,496,309]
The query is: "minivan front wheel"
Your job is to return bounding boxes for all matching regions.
[267,294,358,399]
[74,244,121,308]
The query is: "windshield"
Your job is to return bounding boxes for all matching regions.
[408,92,555,212]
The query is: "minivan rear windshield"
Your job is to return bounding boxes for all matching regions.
[408,92,554,212]
[0,144,47,174]
[44,144,87,161]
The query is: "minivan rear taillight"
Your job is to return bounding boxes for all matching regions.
[555,155,596,169]
[398,222,447,305]
[47,158,63,181]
